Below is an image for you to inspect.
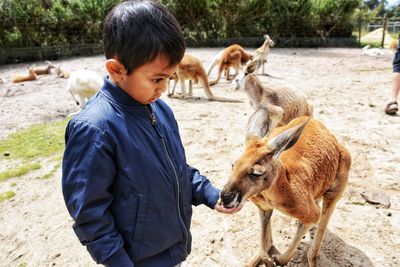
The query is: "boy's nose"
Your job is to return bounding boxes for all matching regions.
[160,81,168,93]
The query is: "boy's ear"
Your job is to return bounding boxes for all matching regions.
[105,59,127,82]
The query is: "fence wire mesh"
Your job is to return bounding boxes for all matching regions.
[0,17,399,65]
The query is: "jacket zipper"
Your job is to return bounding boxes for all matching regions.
[146,105,189,256]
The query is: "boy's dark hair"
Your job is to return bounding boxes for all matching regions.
[103,0,185,74]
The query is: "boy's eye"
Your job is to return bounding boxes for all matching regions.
[153,78,164,83]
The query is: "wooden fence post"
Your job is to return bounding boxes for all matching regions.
[358,13,362,47]
[382,15,388,48]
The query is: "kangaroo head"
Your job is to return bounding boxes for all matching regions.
[46,61,55,69]
[220,118,309,208]
[263,34,275,47]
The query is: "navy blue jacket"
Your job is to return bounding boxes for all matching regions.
[62,78,220,267]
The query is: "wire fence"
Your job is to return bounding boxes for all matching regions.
[355,16,400,47]
[0,17,399,65]
[0,36,361,65]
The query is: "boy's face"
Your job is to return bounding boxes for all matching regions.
[112,55,177,105]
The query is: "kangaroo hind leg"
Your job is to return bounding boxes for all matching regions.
[307,155,350,267]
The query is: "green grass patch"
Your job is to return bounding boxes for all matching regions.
[0,162,42,181]
[0,191,16,202]
[360,41,382,48]
[38,162,61,180]
[0,119,69,161]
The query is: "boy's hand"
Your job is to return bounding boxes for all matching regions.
[214,199,243,214]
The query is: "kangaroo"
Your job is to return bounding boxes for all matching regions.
[254,34,275,75]
[221,116,351,267]
[55,65,70,79]
[209,44,253,86]
[12,67,38,83]
[169,54,241,102]
[32,61,55,75]
[232,60,313,134]
[207,49,237,79]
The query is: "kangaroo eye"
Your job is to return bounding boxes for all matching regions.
[251,164,266,176]
[248,172,263,182]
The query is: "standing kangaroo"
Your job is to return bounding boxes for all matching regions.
[220,116,351,267]
[169,53,241,102]
[209,44,253,86]
[254,34,275,75]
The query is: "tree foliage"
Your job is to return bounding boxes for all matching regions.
[0,0,398,53]
[0,0,121,48]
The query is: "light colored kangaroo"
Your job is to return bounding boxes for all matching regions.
[169,53,241,102]
[55,65,70,79]
[220,116,351,267]
[233,60,313,134]
[254,34,275,75]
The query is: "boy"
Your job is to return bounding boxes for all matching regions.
[385,36,400,115]
[61,1,241,267]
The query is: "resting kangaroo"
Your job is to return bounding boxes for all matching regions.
[169,53,241,102]
[220,116,351,267]
[209,44,253,86]
[31,61,55,75]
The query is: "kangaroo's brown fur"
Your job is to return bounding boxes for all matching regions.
[169,53,241,102]
[221,116,351,267]
[32,61,55,75]
[209,44,253,86]
[12,67,38,83]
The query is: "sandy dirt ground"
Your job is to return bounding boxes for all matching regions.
[0,47,399,267]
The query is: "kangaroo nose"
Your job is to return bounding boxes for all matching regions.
[221,191,241,208]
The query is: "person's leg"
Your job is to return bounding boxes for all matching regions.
[386,41,400,114]
[390,72,400,102]
[386,72,400,114]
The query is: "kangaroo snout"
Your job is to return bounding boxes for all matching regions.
[220,190,242,208]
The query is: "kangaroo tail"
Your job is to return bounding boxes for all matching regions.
[208,96,242,103]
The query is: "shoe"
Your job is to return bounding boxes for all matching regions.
[385,101,398,115]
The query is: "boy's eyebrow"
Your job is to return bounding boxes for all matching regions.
[152,73,172,77]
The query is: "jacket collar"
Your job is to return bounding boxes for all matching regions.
[101,76,145,107]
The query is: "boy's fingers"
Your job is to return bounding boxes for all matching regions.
[215,203,243,213]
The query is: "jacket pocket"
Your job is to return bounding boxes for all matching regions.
[131,193,149,243]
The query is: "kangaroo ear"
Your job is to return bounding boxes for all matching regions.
[246,108,270,139]
[244,60,258,75]
[267,118,309,159]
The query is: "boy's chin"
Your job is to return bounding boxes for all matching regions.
[148,96,161,103]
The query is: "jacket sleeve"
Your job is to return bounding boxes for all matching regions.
[62,120,134,267]
[188,165,220,209]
